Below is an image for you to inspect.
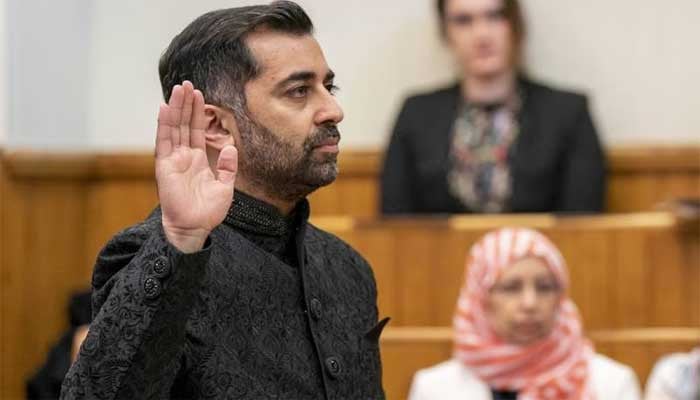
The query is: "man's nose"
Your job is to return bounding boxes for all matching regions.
[315,90,344,126]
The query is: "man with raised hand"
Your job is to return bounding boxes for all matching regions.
[61,2,386,399]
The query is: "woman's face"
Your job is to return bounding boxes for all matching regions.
[485,257,562,345]
[443,0,515,79]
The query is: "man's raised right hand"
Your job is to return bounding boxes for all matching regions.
[155,81,238,253]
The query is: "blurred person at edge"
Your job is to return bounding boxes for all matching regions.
[381,0,606,215]
[26,291,90,399]
[408,228,641,399]
[645,347,700,400]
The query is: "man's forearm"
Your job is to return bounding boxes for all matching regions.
[60,229,210,399]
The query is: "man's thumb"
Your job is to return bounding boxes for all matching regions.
[216,145,238,184]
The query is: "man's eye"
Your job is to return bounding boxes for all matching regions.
[289,86,309,98]
[326,84,340,96]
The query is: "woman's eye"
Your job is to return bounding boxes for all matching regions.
[494,283,521,294]
[536,282,559,293]
[449,14,473,26]
[487,9,506,21]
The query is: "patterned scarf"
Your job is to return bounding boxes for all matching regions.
[448,93,522,213]
[453,228,595,399]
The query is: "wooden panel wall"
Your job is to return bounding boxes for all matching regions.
[1,154,95,400]
[380,327,700,400]
[311,146,699,216]
[0,149,7,395]
[315,214,700,329]
[1,146,698,399]
[0,154,159,399]
[607,147,700,212]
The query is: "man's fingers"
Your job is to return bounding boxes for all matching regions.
[169,84,185,108]
[180,81,194,147]
[216,145,238,185]
[190,90,207,150]
[169,85,184,147]
[155,103,173,158]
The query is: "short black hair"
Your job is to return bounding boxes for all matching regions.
[158,1,313,110]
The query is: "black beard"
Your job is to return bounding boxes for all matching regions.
[235,112,341,203]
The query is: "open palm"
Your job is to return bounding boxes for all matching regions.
[155,81,238,252]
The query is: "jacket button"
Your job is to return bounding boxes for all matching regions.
[324,356,342,379]
[143,277,162,299]
[152,256,171,278]
[309,298,322,321]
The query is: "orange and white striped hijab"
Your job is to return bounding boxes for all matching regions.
[453,227,595,400]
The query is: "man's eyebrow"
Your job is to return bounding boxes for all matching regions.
[275,69,336,91]
[275,71,316,91]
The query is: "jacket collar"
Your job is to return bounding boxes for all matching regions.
[223,190,309,237]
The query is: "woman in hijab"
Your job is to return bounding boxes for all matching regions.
[408,227,641,399]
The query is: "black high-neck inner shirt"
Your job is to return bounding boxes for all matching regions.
[222,190,306,267]
[492,389,518,399]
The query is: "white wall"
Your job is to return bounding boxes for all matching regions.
[84,0,453,150]
[0,0,7,145]
[5,0,700,150]
[523,0,700,144]
[6,0,92,150]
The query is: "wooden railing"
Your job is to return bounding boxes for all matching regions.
[314,213,699,329]
[380,327,700,400]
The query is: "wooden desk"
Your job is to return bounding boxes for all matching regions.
[380,326,700,400]
[313,213,700,329]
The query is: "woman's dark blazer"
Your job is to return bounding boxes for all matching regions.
[380,78,606,215]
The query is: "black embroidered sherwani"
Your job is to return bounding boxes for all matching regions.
[60,191,387,400]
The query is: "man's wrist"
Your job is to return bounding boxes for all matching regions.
[163,226,209,253]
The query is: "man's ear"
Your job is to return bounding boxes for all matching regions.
[203,104,238,150]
